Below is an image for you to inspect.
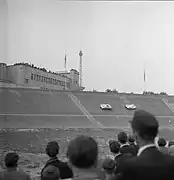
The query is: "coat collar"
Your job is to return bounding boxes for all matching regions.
[137,144,157,156]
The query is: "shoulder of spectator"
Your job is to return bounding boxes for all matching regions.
[27,173,32,180]
[118,154,136,169]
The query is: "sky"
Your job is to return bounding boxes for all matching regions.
[1,0,174,94]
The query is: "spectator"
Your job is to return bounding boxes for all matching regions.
[41,141,73,179]
[127,135,138,156]
[157,138,168,154]
[0,152,31,180]
[109,140,120,159]
[119,109,174,180]
[41,165,60,180]
[67,135,101,180]
[117,132,128,148]
[115,133,133,174]
[168,145,174,156]
[102,158,117,180]
[117,132,133,155]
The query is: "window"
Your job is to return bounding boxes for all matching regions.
[31,73,33,80]
[67,83,70,88]
[34,74,36,80]
[36,75,39,81]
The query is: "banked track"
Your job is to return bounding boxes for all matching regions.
[0,88,174,128]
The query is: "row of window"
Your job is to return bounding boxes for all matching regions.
[31,73,70,88]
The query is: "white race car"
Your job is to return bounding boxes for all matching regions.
[125,104,137,110]
[100,104,112,110]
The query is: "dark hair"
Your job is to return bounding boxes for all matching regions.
[109,140,115,146]
[117,132,127,144]
[102,158,116,174]
[41,165,60,180]
[168,141,174,147]
[128,135,135,143]
[135,127,158,142]
[5,152,19,168]
[67,135,98,169]
[109,141,120,154]
[46,141,59,158]
[131,110,159,142]
[158,138,166,147]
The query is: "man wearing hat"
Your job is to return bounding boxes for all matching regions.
[118,109,174,180]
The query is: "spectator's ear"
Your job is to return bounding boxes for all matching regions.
[133,131,138,141]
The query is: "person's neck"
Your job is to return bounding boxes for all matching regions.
[138,140,155,148]
[49,156,57,159]
[112,152,119,156]
[121,142,127,145]
[73,166,97,177]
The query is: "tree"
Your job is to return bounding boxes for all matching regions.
[112,89,118,93]
[160,92,167,95]
[106,89,111,92]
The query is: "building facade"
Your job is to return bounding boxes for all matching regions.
[0,62,81,91]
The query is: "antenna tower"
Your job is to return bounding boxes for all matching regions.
[79,50,83,88]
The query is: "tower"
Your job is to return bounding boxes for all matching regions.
[79,50,83,88]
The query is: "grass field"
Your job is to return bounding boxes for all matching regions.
[1,88,174,179]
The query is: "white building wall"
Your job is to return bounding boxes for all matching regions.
[7,64,73,90]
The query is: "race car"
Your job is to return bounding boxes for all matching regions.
[125,104,137,110]
[100,104,112,110]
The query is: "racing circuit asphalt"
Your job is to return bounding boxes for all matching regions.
[1,88,174,129]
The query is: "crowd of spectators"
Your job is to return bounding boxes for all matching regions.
[1,109,174,180]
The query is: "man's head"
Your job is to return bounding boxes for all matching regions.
[117,132,127,144]
[109,140,120,154]
[46,141,59,158]
[130,110,159,145]
[5,152,19,168]
[102,158,116,175]
[128,135,135,144]
[41,165,60,180]
[67,135,98,169]
[158,138,167,147]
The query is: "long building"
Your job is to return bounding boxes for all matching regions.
[0,62,82,91]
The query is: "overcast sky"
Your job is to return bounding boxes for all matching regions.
[1,0,174,94]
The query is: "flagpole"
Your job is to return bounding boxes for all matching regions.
[143,62,146,93]
[64,51,67,90]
